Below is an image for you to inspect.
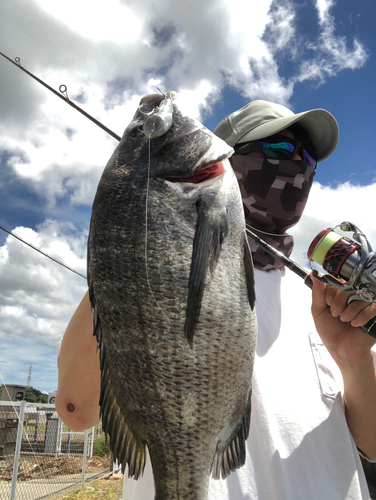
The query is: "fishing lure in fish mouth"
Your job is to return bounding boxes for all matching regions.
[139,91,178,139]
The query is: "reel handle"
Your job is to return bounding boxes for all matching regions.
[361,317,376,339]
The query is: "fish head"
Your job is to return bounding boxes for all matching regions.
[115,93,234,184]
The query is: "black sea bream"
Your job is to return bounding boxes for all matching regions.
[87,93,257,500]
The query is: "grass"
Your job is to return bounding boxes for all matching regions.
[58,476,124,499]
[92,434,111,457]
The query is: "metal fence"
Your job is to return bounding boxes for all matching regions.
[0,401,111,500]
[3,401,375,500]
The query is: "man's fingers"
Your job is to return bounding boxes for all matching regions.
[311,273,328,315]
[325,286,336,306]
[328,290,376,326]
[349,302,376,327]
[312,274,376,327]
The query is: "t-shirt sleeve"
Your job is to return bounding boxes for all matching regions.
[57,338,62,365]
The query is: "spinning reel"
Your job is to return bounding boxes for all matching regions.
[308,222,376,304]
[246,222,376,338]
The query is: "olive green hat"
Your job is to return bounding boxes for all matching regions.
[214,100,339,162]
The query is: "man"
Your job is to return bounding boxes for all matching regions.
[56,100,376,499]
[208,100,376,499]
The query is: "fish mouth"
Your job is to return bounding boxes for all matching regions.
[164,161,227,184]
[162,134,234,185]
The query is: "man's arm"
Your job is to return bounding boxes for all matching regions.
[311,276,376,460]
[55,291,102,431]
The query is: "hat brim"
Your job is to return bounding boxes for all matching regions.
[237,108,339,163]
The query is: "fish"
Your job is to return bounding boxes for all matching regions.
[87,93,257,500]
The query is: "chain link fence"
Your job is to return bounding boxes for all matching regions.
[0,401,111,500]
[2,401,375,500]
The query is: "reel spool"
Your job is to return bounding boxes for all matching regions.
[307,222,376,303]
[307,227,361,281]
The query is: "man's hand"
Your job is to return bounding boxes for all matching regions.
[311,273,376,367]
[311,273,376,460]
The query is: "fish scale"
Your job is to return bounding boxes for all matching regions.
[88,93,257,499]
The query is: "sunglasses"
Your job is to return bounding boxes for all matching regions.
[234,134,317,169]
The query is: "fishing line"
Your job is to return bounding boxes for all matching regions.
[0,51,120,278]
[142,137,180,475]
[246,221,343,247]
[0,374,18,404]
[245,222,289,238]
[144,130,170,321]
[0,225,86,279]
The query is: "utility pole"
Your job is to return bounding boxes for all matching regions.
[27,364,32,387]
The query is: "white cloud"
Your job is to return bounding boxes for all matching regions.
[0,221,87,342]
[296,0,368,84]
[290,181,376,269]
[174,81,220,120]
[315,0,335,24]
[263,0,297,53]
[38,0,143,44]
[0,220,88,390]
[0,0,371,392]
[0,0,369,208]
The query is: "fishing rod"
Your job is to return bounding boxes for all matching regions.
[246,228,312,285]
[3,50,376,337]
[0,51,121,141]
[0,51,122,279]
[246,227,376,339]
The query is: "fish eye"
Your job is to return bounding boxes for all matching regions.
[129,124,145,138]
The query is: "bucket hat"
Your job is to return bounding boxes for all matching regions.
[214,100,339,162]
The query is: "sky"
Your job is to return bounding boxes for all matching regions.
[0,0,375,394]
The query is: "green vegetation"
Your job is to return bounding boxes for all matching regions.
[25,386,48,403]
[92,434,111,457]
[0,384,47,402]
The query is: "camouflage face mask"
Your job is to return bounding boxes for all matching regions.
[231,155,316,271]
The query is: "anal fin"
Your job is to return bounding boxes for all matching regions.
[211,391,252,480]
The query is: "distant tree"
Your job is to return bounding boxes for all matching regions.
[25,387,48,403]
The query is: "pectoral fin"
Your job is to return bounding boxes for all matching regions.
[184,199,228,345]
[244,235,256,310]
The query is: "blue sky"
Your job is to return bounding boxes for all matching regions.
[0,0,375,393]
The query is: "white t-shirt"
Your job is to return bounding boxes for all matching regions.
[122,268,372,499]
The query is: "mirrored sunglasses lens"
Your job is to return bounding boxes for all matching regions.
[303,149,317,169]
[260,140,295,159]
